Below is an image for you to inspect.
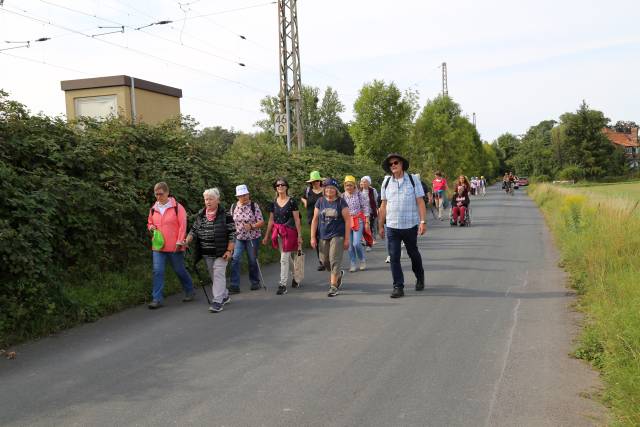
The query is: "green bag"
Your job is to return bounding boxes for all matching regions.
[151,229,165,250]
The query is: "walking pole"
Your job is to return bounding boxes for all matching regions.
[186,248,211,304]
[250,240,268,291]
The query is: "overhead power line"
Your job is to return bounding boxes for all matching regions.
[0,6,271,94]
[35,0,254,69]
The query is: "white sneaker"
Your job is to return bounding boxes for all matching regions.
[359,261,366,271]
[385,256,390,263]
[365,246,372,252]
[349,264,357,272]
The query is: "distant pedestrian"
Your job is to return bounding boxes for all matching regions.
[186,188,236,313]
[432,171,448,220]
[229,184,265,294]
[310,178,351,297]
[342,175,370,272]
[146,182,195,309]
[263,177,303,295]
[359,176,379,249]
[301,170,325,271]
[378,154,427,298]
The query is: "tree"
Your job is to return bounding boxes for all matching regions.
[254,95,279,134]
[410,95,483,179]
[509,120,556,176]
[349,80,418,164]
[557,101,623,178]
[611,120,639,133]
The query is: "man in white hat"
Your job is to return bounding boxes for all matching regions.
[229,184,265,293]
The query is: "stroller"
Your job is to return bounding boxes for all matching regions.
[449,206,472,227]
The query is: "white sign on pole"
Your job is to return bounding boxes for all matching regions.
[274,114,287,136]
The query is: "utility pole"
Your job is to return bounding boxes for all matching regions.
[278,0,304,150]
[441,61,448,97]
[472,112,476,127]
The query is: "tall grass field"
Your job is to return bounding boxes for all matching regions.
[530,182,640,426]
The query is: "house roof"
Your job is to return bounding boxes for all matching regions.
[602,128,639,148]
[60,75,182,98]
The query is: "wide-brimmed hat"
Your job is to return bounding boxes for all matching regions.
[343,175,357,185]
[382,153,409,173]
[306,170,323,182]
[235,184,249,196]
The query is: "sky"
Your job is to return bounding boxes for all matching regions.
[1,0,639,141]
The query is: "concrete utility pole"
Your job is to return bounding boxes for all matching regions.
[441,62,448,97]
[278,0,304,150]
[473,112,476,127]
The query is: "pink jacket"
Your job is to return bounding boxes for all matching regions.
[271,223,299,252]
[147,197,188,252]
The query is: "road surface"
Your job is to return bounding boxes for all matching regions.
[0,186,605,426]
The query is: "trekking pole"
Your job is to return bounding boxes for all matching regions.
[250,239,268,291]
[186,248,212,304]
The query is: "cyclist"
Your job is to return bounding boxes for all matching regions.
[432,171,448,220]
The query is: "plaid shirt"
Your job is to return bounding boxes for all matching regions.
[380,173,424,229]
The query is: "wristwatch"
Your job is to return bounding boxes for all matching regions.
[419,220,426,224]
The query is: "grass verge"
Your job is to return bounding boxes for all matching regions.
[530,183,640,426]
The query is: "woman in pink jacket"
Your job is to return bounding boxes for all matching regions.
[146,182,194,309]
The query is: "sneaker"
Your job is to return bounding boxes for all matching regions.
[208,302,223,313]
[365,246,372,252]
[276,285,287,295]
[385,256,390,263]
[317,264,326,271]
[327,286,339,297]
[291,279,300,288]
[148,300,163,309]
[336,270,344,289]
[222,296,231,305]
[390,287,405,299]
[359,261,366,271]
[349,264,357,272]
[182,292,195,302]
[250,283,261,291]
[415,278,425,291]
[228,287,241,294]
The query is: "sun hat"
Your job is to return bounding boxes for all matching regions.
[306,170,323,182]
[151,229,165,251]
[235,184,249,196]
[322,177,339,189]
[381,153,409,173]
[343,175,357,185]
[360,176,372,185]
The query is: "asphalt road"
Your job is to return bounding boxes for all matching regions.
[1,186,605,426]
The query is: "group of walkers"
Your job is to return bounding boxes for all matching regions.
[145,153,437,312]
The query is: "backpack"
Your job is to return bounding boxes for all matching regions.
[230,201,257,218]
[382,174,430,205]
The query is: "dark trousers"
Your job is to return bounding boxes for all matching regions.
[387,225,424,289]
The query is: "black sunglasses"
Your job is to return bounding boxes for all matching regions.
[389,160,401,166]
[275,183,287,187]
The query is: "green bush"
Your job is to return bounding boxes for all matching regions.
[0,91,382,347]
[556,165,585,181]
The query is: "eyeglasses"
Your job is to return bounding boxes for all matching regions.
[154,192,165,196]
[389,160,401,166]
[275,183,287,187]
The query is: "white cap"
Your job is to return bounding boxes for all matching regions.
[235,184,249,196]
[360,175,372,184]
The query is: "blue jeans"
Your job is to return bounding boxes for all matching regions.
[387,226,424,289]
[152,251,194,303]
[349,217,366,265]
[230,238,261,289]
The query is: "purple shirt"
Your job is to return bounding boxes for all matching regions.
[342,190,370,217]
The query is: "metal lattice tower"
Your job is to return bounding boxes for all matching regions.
[441,62,448,97]
[278,0,304,150]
